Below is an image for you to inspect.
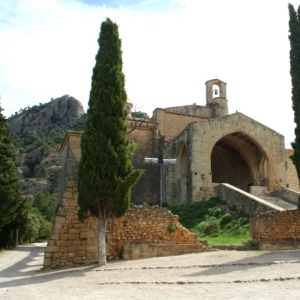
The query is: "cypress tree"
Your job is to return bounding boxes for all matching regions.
[78,18,143,266]
[289,4,300,187]
[0,103,27,247]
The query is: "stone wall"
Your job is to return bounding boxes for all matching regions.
[285,149,300,191]
[106,203,199,259]
[122,243,206,260]
[214,183,284,214]
[152,108,209,139]
[268,187,300,206]
[164,113,287,203]
[250,209,300,250]
[44,132,201,268]
[44,202,200,268]
[127,119,161,205]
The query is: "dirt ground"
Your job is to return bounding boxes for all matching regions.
[1,243,300,299]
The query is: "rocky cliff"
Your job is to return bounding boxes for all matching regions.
[8,95,86,199]
[9,95,85,134]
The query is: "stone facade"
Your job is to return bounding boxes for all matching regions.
[285,149,299,191]
[164,113,289,204]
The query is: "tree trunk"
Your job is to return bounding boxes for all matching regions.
[98,215,107,266]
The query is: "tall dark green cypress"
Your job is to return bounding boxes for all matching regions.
[289,4,300,185]
[0,104,27,248]
[77,18,143,266]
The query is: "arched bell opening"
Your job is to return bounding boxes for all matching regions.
[211,132,268,192]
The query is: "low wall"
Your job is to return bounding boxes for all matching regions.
[122,243,207,260]
[106,203,199,259]
[44,202,200,268]
[268,188,300,206]
[250,209,300,250]
[214,183,284,214]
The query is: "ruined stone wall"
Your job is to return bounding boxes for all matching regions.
[250,209,300,249]
[45,202,198,268]
[285,149,299,191]
[106,203,198,259]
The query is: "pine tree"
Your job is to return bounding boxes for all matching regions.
[289,4,300,184]
[0,103,27,247]
[77,18,143,266]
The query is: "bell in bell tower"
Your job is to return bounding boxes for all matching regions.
[205,79,228,117]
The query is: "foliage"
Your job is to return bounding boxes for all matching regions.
[288,4,300,191]
[12,129,67,153]
[220,213,233,228]
[164,197,250,245]
[21,192,57,242]
[0,104,28,248]
[168,225,177,233]
[77,18,143,266]
[162,196,226,228]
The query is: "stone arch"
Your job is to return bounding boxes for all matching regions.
[211,131,269,192]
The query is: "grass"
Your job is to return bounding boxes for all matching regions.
[205,233,250,246]
[163,197,251,246]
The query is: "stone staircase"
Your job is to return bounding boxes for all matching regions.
[259,196,297,210]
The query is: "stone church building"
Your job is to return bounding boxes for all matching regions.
[126,79,299,205]
[44,78,300,267]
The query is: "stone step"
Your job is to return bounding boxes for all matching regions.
[260,196,297,210]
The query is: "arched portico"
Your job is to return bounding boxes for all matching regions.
[211,132,269,192]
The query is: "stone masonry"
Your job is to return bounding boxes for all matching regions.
[250,209,300,250]
[44,132,203,268]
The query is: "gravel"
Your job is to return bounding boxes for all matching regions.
[1,243,300,299]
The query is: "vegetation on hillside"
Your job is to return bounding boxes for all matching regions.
[163,197,250,245]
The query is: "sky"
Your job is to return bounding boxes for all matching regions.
[0,0,299,148]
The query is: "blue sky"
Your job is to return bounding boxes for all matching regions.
[0,0,300,148]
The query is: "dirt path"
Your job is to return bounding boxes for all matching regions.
[1,244,300,299]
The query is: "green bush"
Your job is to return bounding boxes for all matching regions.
[220,213,233,228]
[194,216,219,237]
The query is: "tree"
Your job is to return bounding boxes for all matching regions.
[289,5,300,185]
[77,18,143,266]
[0,103,27,247]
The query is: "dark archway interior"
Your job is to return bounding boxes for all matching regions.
[211,133,266,192]
[179,143,188,176]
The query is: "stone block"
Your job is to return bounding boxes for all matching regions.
[51,234,59,240]
[53,253,63,258]
[74,257,82,264]
[87,246,97,253]
[69,233,79,240]
[45,246,59,253]
[44,258,51,266]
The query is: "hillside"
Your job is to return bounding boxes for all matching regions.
[8,95,86,198]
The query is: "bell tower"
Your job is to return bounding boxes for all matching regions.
[205,79,228,117]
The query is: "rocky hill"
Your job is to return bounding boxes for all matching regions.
[8,95,86,199]
[9,95,85,134]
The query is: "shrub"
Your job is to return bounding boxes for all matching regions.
[220,213,233,228]
[195,216,219,237]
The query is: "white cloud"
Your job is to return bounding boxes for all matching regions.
[0,0,298,147]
